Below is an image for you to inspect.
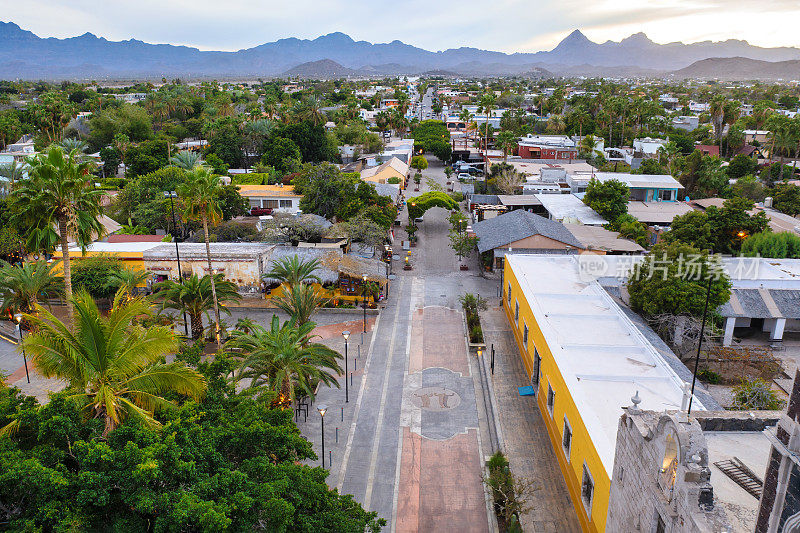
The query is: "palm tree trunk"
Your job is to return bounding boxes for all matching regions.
[203,214,222,343]
[190,309,203,340]
[59,217,74,326]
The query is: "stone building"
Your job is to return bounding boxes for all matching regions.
[606,402,779,533]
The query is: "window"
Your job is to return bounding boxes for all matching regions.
[279,199,293,208]
[562,417,572,460]
[532,348,541,391]
[546,383,555,415]
[514,301,519,322]
[523,323,529,347]
[581,464,594,517]
[263,199,279,208]
[507,282,512,304]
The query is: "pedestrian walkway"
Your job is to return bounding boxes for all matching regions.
[481,304,581,533]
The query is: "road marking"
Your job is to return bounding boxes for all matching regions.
[391,277,423,532]
[335,281,391,492]
[363,278,410,510]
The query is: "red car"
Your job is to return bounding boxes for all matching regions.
[249,207,273,216]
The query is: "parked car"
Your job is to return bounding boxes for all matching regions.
[457,173,472,180]
[249,206,273,216]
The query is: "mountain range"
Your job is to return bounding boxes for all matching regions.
[0,21,799,80]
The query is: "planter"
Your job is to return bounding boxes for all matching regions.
[460,264,469,271]
[403,264,413,270]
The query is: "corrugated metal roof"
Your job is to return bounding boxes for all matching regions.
[717,288,800,319]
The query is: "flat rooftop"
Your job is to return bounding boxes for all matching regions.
[506,255,707,472]
[64,241,164,254]
[626,201,694,224]
[534,193,608,225]
[704,431,771,532]
[593,172,683,190]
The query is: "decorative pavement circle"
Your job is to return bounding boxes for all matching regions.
[411,386,461,411]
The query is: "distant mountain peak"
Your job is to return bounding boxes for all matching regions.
[316,32,354,43]
[564,29,589,43]
[620,32,654,46]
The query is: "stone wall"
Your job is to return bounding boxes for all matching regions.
[606,409,732,533]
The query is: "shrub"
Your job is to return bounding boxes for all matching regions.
[697,368,722,384]
[469,325,484,344]
[387,176,401,184]
[71,254,126,299]
[731,378,785,410]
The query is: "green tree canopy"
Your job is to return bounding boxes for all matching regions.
[773,183,800,216]
[665,197,770,254]
[627,242,731,317]
[0,356,383,531]
[407,191,459,220]
[410,120,449,153]
[741,231,800,259]
[583,177,629,223]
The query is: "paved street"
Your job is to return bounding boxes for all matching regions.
[296,157,501,531]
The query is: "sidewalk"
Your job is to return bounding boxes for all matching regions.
[481,304,580,533]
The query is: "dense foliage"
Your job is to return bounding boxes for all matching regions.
[627,242,731,317]
[664,197,770,254]
[0,357,383,532]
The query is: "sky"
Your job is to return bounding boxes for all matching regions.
[5,0,800,53]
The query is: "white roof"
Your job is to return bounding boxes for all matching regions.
[506,254,707,471]
[592,172,683,190]
[67,241,163,254]
[534,193,608,225]
[508,161,595,176]
[577,255,800,290]
[626,201,694,224]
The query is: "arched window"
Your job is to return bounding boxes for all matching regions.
[658,431,679,499]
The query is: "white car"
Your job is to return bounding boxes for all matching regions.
[457,173,472,180]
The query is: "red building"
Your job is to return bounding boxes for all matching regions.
[516,135,578,160]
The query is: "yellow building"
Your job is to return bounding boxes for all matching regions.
[51,241,164,274]
[359,156,408,188]
[237,184,302,214]
[502,255,706,532]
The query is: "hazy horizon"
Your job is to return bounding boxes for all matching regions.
[3,0,800,54]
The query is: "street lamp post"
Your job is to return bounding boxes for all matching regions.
[688,270,714,416]
[164,191,189,337]
[342,331,350,403]
[317,404,327,468]
[362,275,368,335]
[13,314,29,384]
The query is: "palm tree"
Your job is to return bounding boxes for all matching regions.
[299,96,325,126]
[156,273,241,340]
[177,166,225,342]
[264,256,322,287]
[0,159,29,185]
[227,315,342,403]
[273,283,328,326]
[10,291,206,436]
[496,131,517,163]
[169,150,203,170]
[56,138,88,154]
[710,96,726,141]
[478,94,496,164]
[108,269,149,300]
[459,109,474,146]
[770,124,797,169]
[11,146,104,325]
[0,259,63,317]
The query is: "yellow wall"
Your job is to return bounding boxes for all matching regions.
[51,250,148,286]
[503,263,610,533]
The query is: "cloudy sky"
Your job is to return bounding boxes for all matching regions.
[5,0,800,52]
